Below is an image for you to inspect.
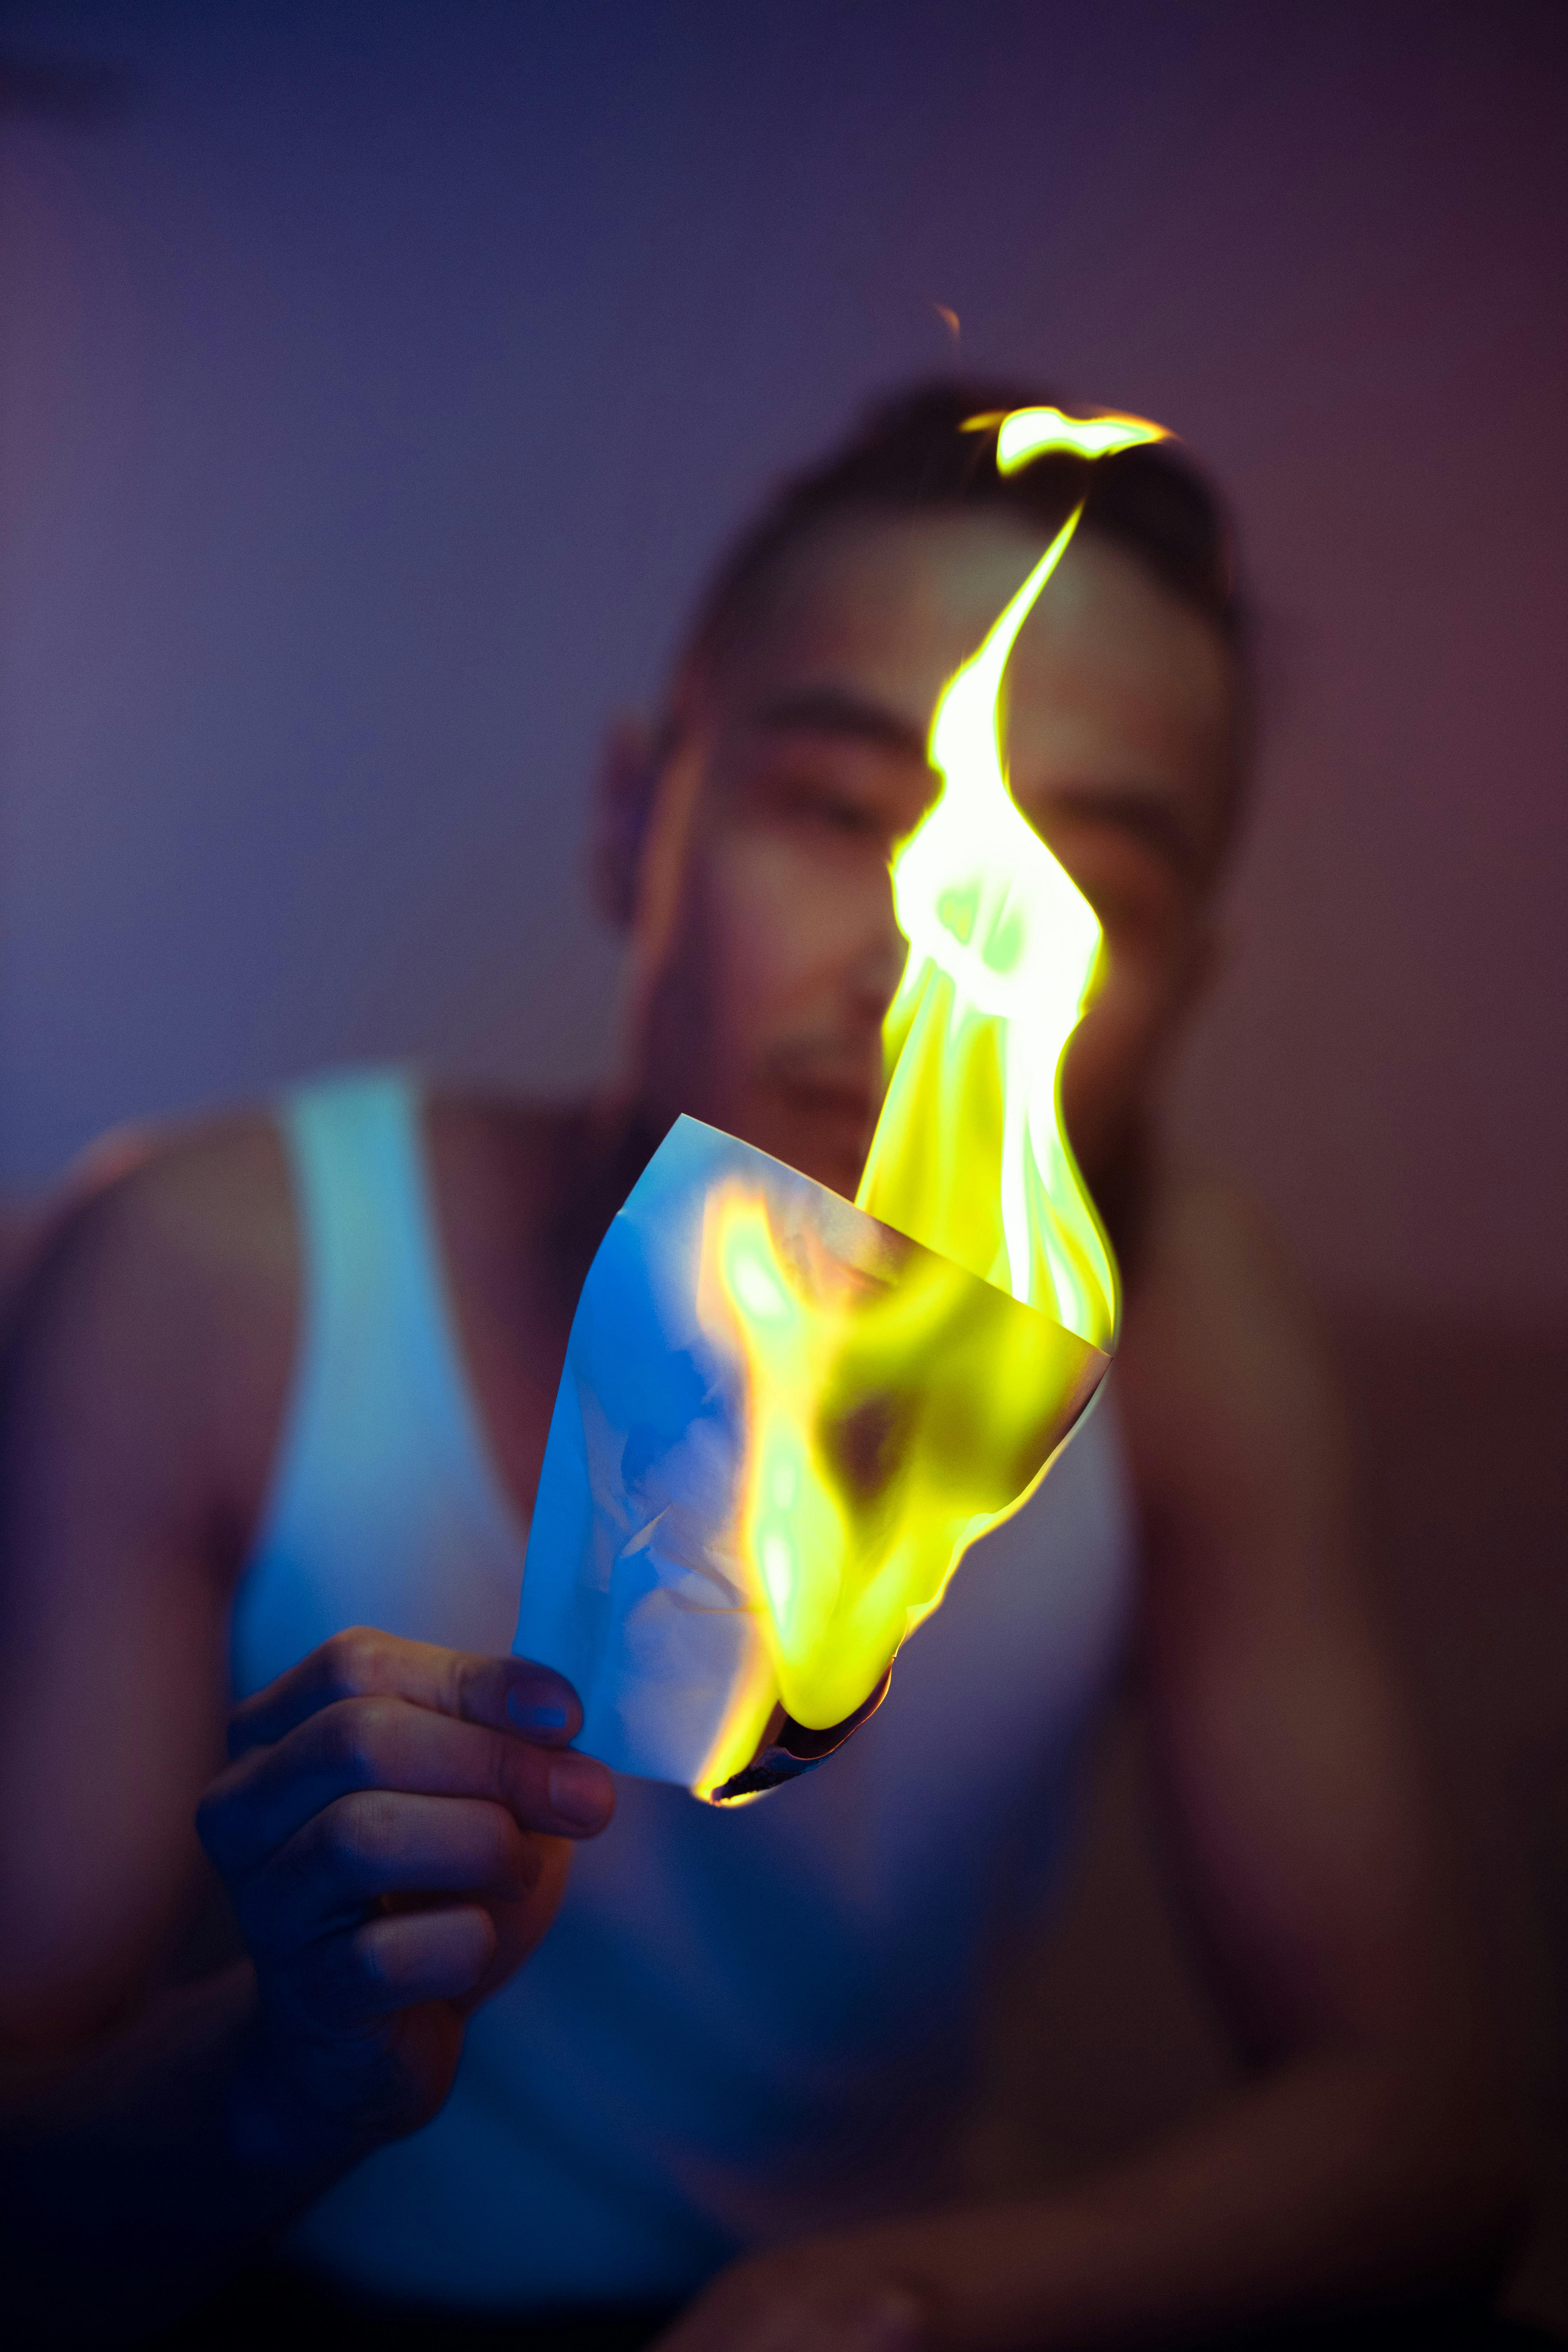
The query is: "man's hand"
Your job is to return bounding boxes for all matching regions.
[652,2235,930,2352]
[197,1626,614,2159]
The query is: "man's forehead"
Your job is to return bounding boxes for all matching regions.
[747,682,930,764]
[715,507,1052,727]
[718,507,1225,732]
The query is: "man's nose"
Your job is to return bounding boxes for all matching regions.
[848,898,909,1022]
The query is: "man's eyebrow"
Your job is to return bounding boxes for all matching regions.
[1034,784,1207,880]
[749,684,930,762]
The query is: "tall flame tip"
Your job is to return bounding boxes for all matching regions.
[994,404,1170,474]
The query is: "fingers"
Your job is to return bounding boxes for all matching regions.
[209,1629,605,2077]
[832,2292,928,2352]
[293,1904,501,2026]
[229,1627,582,1759]
[235,1790,546,1954]
[450,1844,572,2014]
[200,1694,614,1875]
[655,2283,927,2352]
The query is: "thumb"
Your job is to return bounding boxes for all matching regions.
[828,2285,929,2352]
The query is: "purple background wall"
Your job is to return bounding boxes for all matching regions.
[3,0,1564,1320]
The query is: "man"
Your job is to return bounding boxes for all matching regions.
[0,383,1520,2347]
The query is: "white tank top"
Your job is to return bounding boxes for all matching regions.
[232,1069,1136,2312]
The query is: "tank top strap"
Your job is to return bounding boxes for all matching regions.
[233,1067,526,1702]
[282,1065,456,1423]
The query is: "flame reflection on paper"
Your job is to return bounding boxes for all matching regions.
[699,1177,1103,1746]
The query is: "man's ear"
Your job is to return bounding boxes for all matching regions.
[1150,918,1230,1071]
[1181,919,1230,1016]
[589,713,659,930]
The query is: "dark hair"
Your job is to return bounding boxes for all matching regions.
[684,376,1245,672]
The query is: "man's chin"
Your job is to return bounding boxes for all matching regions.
[794,1147,868,1204]
[753,1099,872,1202]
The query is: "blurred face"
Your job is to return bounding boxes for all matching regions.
[626,509,1237,1202]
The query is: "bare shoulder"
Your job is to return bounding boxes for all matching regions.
[424,1086,579,1200]
[0,1114,301,2037]
[4,1110,299,1580]
[1114,1152,1351,1568]
[423,1086,602,1311]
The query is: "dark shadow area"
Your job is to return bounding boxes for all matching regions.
[965,1307,1568,2334]
[152,2266,677,2350]
[147,2263,1561,2350]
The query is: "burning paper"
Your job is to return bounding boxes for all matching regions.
[516,1117,1104,1799]
[515,404,1167,1798]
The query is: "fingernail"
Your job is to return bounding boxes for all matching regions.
[548,1755,614,1831]
[507,1688,570,1736]
[849,2289,927,2352]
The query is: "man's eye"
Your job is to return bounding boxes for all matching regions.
[778,783,881,838]
[1024,809,1190,938]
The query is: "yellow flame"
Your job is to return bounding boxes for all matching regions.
[959,404,1169,471]
[695,1180,1102,1778]
[694,405,1168,1795]
[856,406,1167,1345]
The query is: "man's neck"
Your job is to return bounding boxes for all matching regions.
[1084,1118,1157,1296]
[535,1094,671,1321]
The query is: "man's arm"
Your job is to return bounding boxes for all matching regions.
[0,1144,613,2340]
[654,1167,1524,2352]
